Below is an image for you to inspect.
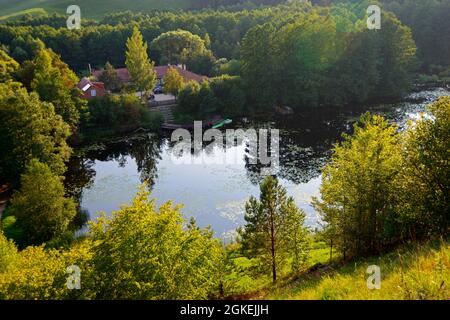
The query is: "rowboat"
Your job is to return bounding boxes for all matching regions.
[211,119,232,129]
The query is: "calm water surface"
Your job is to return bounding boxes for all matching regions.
[66,88,450,239]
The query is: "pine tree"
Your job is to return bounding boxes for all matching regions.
[239,176,309,282]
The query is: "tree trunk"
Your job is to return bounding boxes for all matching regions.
[329,238,333,264]
[270,209,276,283]
[271,223,276,283]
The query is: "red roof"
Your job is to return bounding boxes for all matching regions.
[92,65,207,84]
[92,82,105,90]
[77,77,105,91]
[77,77,106,99]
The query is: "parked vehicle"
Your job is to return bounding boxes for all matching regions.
[154,85,163,94]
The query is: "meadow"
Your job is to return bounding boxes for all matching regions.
[0,0,193,20]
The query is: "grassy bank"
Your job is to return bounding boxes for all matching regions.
[263,239,449,300]
[223,241,338,299]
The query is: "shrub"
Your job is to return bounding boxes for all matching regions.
[8,159,77,246]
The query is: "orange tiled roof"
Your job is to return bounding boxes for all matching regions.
[92,65,207,84]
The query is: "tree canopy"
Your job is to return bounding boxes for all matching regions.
[151,29,215,75]
[8,160,77,246]
[125,27,157,99]
[163,66,184,96]
[0,49,19,82]
[29,44,87,128]
[313,114,402,258]
[0,81,71,185]
[98,61,122,92]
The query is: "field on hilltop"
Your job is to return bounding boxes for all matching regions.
[0,0,194,20]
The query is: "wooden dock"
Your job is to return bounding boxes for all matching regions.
[161,116,225,131]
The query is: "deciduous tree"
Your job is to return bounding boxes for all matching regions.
[9,160,77,246]
[163,66,184,97]
[0,82,71,185]
[89,186,223,299]
[396,97,450,236]
[313,114,402,258]
[125,27,157,100]
[0,49,18,82]
[30,46,87,128]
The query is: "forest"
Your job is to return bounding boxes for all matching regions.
[0,0,449,301]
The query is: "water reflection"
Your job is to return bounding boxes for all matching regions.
[66,87,450,239]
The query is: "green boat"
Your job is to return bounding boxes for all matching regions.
[211,119,232,129]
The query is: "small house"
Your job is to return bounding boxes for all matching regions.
[77,77,106,99]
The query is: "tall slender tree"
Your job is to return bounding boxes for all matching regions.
[239,176,309,282]
[125,27,157,100]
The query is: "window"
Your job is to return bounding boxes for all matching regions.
[91,89,97,97]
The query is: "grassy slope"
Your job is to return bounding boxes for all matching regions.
[0,8,47,21]
[224,241,336,298]
[265,239,450,300]
[0,0,193,19]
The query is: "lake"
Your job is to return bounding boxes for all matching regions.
[66,87,450,240]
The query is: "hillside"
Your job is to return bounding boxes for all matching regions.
[263,239,450,300]
[0,0,194,20]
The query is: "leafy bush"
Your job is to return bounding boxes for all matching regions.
[89,186,223,299]
[175,76,246,120]
[0,238,93,300]
[0,187,224,300]
[83,94,163,135]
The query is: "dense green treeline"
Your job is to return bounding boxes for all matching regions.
[174,4,417,117]
[0,3,313,71]
[2,1,448,74]
[76,1,421,120]
[383,0,450,73]
[4,0,449,113]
